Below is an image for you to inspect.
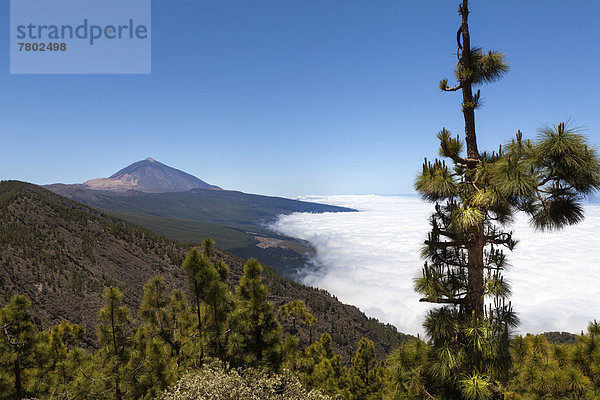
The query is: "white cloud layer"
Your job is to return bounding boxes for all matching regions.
[270,195,600,336]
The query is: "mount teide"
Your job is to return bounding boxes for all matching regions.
[82,157,221,192]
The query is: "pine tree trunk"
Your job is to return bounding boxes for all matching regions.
[466,229,485,317]
[195,284,204,364]
[461,0,485,318]
[256,324,262,361]
[460,0,479,161]
[213,300,220,358]
[110,303,122,400]
[115,375,122,400]
[14,357,22,400]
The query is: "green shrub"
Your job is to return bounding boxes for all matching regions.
[158,359,332,400]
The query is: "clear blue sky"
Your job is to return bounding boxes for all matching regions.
[1,0,599,197]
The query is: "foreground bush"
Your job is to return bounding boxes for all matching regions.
[157,360,332,400]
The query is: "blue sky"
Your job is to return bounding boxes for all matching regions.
[1,0,599,197]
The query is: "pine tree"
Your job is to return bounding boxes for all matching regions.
[0,295,39,400]
[282,335,301,372]
[203,260,234,359]
[166,289,195,366]
[413,0,600,397]
[202,237,215,259]
[298,333,348,398]
[384,338,431,399]
[126,328,177,399]
[182,247,214,365]
[570,321,600,396]
[280,300,317,344]
[228,259,283,369]
[140,276,186,358]
[182,247,233,362]
[348,338,384,400]
[97,286,130,400]
[41,320,85,398]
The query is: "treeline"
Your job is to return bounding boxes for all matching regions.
[0,238,386,400]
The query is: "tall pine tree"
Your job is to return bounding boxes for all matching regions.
[298,333,348,398]
[203,259,234,359]
[228,259,283,369]
[348,338,384,400]
[42,320,85,398]
[413,0,600,398]
[181,247,214,365]
[139,276,186,358]
[96,286,130,400]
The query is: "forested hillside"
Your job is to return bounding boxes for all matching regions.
[0,180,408,359]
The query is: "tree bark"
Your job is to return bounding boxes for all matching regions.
[115,376,122,400]
[256,324,262,361]
[14,357,22,400]
[466,230,485,317]
[194,282,204,364]
[460,0,479,162]
[110,301,122,400]
[460,0,484,318]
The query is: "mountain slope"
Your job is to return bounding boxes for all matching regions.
[0,181,408,360]
[82,157,221,192]
[47,185,353,226]
[45,184,354,278]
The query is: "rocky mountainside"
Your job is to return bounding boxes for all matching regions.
[0,181,409,361]
[82,157,221,192]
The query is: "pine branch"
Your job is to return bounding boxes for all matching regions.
[419,297,465,304]
[431,253,466,268]
[483,233,513,246]
[425,240,465,248]
[442,83,463,92]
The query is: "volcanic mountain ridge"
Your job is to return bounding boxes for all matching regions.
[82,157,221,193]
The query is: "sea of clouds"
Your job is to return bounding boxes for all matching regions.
[270,195,600,337]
